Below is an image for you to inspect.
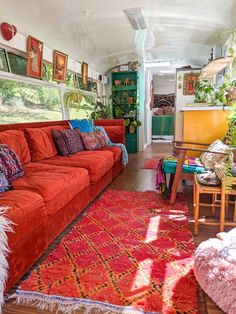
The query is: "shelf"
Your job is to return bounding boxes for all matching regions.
[114,85,137,91]
[200,57,232,79]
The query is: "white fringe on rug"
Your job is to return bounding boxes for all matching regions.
[7,291,159,314]
[0,207,13,314]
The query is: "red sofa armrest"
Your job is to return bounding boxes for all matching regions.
[94,119,125,144]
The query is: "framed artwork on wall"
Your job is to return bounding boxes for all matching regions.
[53,50,68,82]
[183,72,200,95]
[81,62,88,87]
[26,36,43,79]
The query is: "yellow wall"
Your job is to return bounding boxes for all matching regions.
[183,109,229,156]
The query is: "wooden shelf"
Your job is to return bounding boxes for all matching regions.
[200,57,232,79]
[114,85,137,91]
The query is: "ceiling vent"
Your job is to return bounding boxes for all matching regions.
[123,8,147,30]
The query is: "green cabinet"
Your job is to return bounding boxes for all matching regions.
[111,71,139,153]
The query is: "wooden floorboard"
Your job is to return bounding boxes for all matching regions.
[4,143,228,314]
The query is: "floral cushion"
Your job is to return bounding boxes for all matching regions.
[197,171,221,186]
[0,144,24,182]
[80,132,101,151]
[52,130,69,156]
[200,139,229,170]
[62,129,84,154]
[94,130,107,148]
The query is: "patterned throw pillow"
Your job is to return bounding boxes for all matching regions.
[0,144,24,182]
[0,172,11,193]
[62,129,84,154]
[80,132,100,151]
[200,139,229,169]
[52,130,69,156]
[94,130,107,148]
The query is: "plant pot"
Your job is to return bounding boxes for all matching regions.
[129,125,136,134]
[128,97,134,104]
[114,80,121,86]
[229,87,236,101]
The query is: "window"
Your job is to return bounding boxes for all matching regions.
[8,53,27,76]
[0,49,9,72]
[0,79,62,124]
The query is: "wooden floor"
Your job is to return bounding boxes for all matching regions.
[4,142,229,314]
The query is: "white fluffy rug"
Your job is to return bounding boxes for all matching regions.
[0,207,13,314]
[194,228,236,314]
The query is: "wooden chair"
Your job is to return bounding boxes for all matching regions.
[167,140,227,205]
[193,174,236,235]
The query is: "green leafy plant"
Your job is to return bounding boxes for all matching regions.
[194,80,215,104]
[89,100,112,119]
[130,120,142,128]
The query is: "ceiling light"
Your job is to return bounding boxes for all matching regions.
[123,8,147,30]
[145,61,171,68]
[159,70,175,74]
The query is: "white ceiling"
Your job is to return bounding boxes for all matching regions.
[0,0,235,73]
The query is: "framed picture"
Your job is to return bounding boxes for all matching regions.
[120,65,129,72]
[183,72,200,95]
[27,36,43,79]
[53,50,68,82]
[81,62,88,86]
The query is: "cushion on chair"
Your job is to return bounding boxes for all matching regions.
[196,171,221,186]
[194,228,236,314]
[163,160,205,174]
[200,139,229,170]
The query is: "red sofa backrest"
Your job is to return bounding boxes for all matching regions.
[0,119,125,162]
[24,125,68,161]
[0,130,31,165]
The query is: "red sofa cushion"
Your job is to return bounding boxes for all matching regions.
[96,146,122,163]
[39,150,114,184]
[12,163,90,215]
[1,190,47,249]
[24,126,68,161]
[0,130,31,165]
[103,126,125,144]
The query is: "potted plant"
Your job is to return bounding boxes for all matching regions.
[194,80,215,104]
[129,120,142,134]
[89,100,112,119]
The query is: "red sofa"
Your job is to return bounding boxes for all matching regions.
[0,119,125,291]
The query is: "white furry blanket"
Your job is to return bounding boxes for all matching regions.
[194,228,236,314]
[0,208,13,314]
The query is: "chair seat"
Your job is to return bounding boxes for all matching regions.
[163,160,205,174]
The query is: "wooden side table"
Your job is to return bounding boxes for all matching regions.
[193,174,236,235]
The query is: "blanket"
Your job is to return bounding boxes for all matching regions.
[94,126,128,166]
[0,207,13,313]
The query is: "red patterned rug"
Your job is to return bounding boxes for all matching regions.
[142,159,159,169]
[7,190,198,314]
